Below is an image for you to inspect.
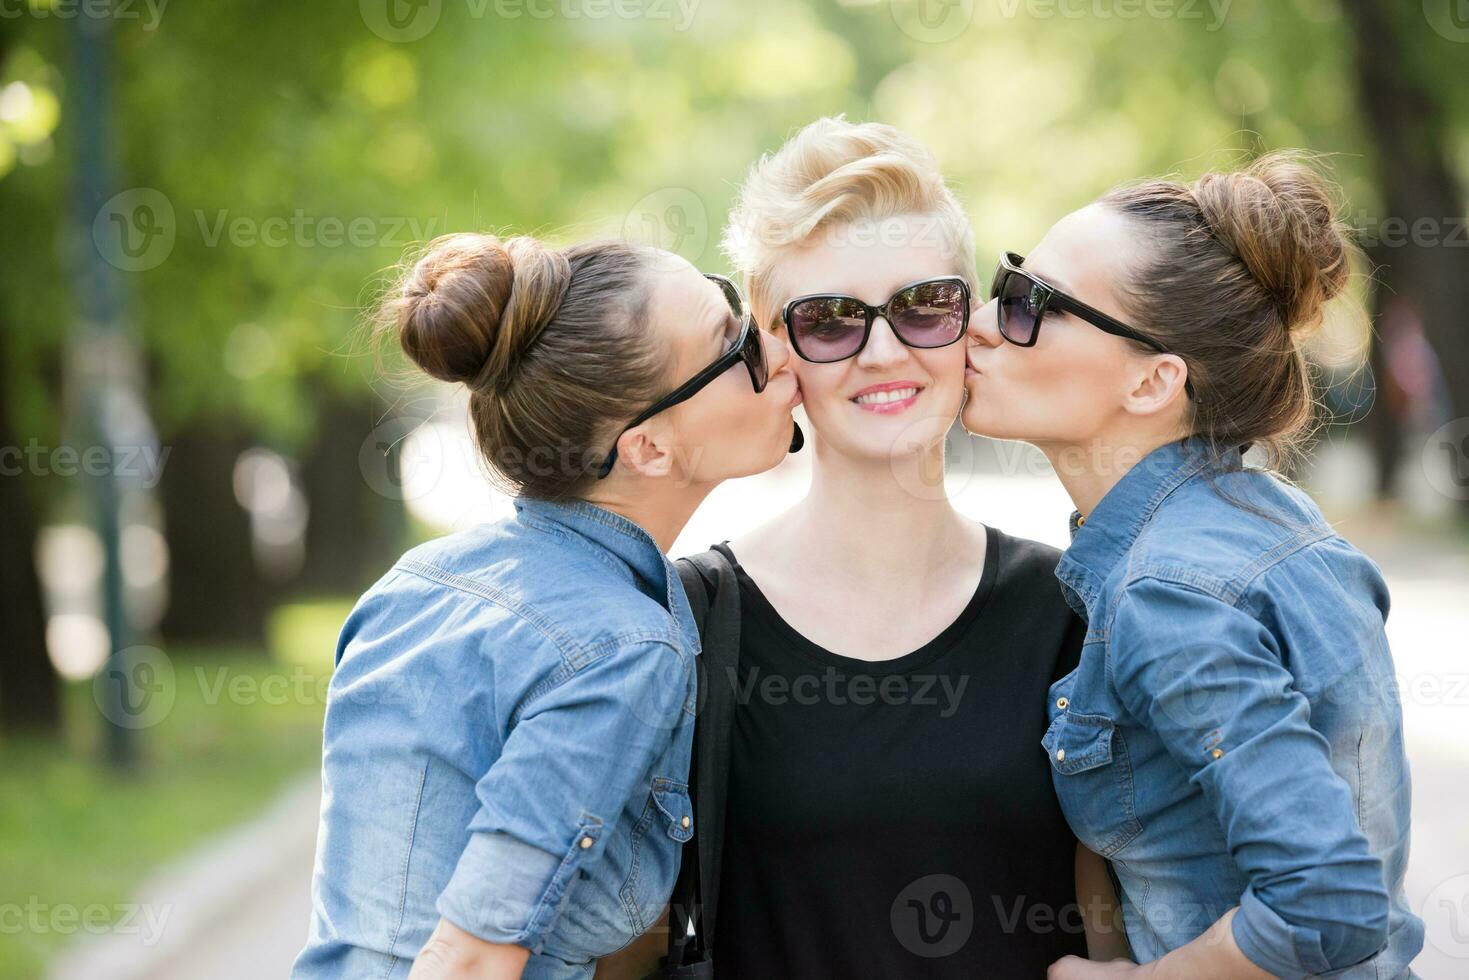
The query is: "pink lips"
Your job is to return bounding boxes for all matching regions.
[850,379,924,415]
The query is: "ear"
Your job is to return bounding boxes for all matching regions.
[614,422,676,479]
[1121,353,1190,418]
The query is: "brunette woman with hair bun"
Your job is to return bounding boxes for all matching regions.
[293,232,802,980]
[962,152,1422,979]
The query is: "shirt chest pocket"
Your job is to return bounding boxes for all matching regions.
[1041,710,1144,857]
[619,776,693,934]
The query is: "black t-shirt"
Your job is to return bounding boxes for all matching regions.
[712,526,1087,979]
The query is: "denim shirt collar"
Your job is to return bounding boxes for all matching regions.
[1055,438,1237,619]
[513,495,701,654]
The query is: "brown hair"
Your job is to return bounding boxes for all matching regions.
[375,233,668,499]
[1100,151,1361,470]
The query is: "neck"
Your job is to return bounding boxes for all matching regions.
[786,431,974,583]
[1039,429,1180,520]
[582,476,714,554]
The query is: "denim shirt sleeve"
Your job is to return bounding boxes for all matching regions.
[436,636,692,951]
[1109,578,1390,978]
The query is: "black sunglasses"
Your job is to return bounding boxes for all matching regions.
[596,274,768,480]
[780,275,970,363]
[990,252,1170,352]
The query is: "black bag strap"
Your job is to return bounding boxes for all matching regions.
[649,549,738,979]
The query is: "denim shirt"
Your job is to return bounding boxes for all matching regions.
[293,496,699,980]
[1045,439,1422,979]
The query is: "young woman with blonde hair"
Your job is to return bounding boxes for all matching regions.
[651,118,1126,978]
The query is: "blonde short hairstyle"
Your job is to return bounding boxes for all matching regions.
[721,116,977,329]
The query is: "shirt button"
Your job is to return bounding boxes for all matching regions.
[1056,697,1069,710]
[1211,748,1224,760]
[681,816,691,829]
[1056,749,1066,762]
[580,836,593,849]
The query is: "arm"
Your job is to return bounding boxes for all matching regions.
[1075,844,1131,962]
[409,919,530,980]
[1050,908,1269,980]
[1054,579,1389,979]
[430,639,693,964]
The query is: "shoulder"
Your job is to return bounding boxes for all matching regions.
[990,525,1065,580]
[348,521,683,675]
[986,527,1085,670]
[1121,468,1345,605]
[989,526,1071,619]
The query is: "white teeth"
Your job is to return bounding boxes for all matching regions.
[853,387,919,405]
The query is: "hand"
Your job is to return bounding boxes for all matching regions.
[1048,955,1154,980]
[408,917,530,980]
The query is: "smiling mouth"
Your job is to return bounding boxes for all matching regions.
[849,385,925,414]
[853,386,920,406]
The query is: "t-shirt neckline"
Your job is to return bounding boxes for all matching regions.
[712,523,999,676]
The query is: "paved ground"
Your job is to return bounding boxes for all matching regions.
[52,444,1469,978]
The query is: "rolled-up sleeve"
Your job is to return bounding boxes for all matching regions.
[1110,578,1389,978]
[437,637,692,951]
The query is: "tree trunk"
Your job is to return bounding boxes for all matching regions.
[295,390,403,595]
[1340,0,1469,516]
[157,426,274,648]
[1360,239,1406,501]
[0,328,62,735]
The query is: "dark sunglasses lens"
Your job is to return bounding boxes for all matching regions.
[889,280,966,347]
[789,297,867,361]
[741,319,767,391]
[998,271,1042,345]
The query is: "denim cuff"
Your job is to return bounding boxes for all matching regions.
[437,830,580,952]
[1233,886,1329,980]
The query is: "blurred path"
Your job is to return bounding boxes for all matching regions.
[46,776,318,980]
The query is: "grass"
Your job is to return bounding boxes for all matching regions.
[0,597,355,980]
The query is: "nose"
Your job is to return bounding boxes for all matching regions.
[761,326,792,377]
[855,316,909,369]
[967,297,1003,349]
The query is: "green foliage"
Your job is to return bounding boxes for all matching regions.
[1,0,1465,448]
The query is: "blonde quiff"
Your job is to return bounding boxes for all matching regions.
[722,117,977,330]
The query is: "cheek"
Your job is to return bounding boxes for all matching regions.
[918,345,966,391]
[967,326,1122,437]
[789,361,847,412]
[678,377,784,477]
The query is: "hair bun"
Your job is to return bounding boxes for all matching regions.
[1191,152,1351,336]
[385,233,571,390]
